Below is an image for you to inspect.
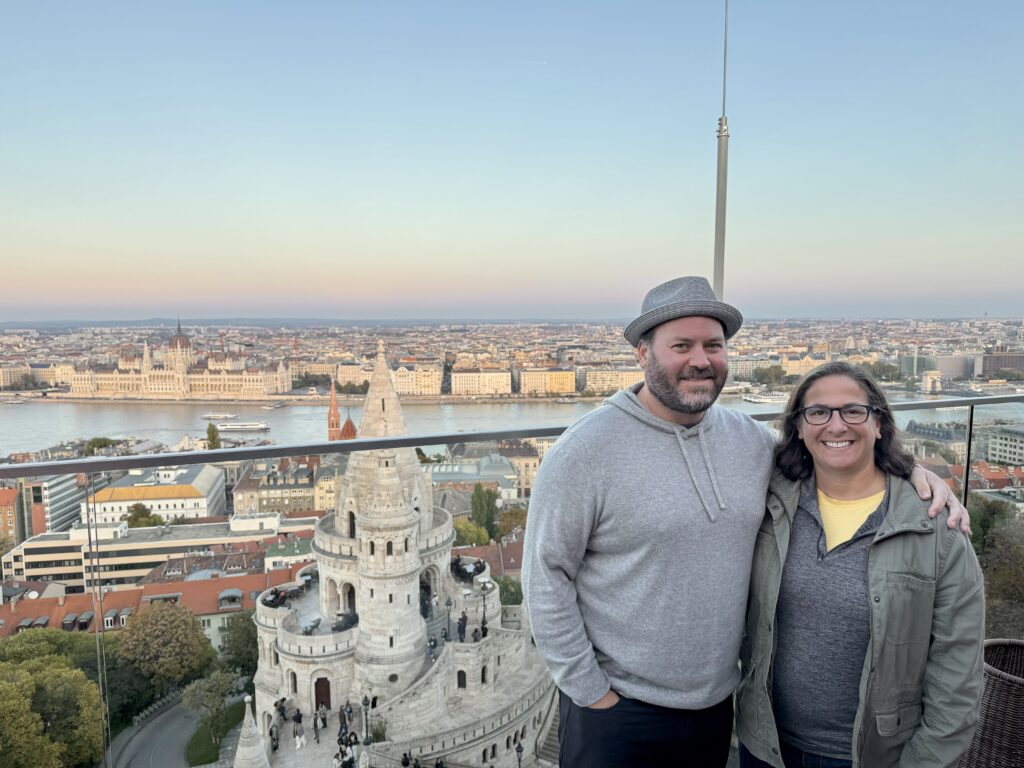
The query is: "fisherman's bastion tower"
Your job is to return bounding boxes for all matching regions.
[250,342,556,767]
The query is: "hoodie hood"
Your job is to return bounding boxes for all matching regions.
[606,384,728,520]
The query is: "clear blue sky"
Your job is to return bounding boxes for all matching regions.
[1,1,1021,321]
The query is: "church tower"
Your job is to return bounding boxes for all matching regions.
[328,377,342,440]
[339,341,430,699]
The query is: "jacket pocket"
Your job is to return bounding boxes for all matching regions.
[875,702,922,737]
[882,573,935,646]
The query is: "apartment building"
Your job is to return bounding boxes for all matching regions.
[391,363,443,396]
[450,368,513,396]
[989,426,1024,466]
[0,487,21,546]
[233,460,318,516]
[579,367,644,395]
[81,465,227,524]
[519,368,576,395]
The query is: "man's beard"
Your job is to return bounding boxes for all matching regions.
[644,355,726,415]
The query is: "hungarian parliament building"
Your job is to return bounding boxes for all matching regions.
[68,324,291,400]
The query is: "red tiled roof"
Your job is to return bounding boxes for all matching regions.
[0,568,304,640]
[451,540,524,577]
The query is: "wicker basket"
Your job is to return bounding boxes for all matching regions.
[957,639,1024,767]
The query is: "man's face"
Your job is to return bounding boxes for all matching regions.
[637,316,729,421]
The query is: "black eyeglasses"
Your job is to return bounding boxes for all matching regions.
[797,404,878,425]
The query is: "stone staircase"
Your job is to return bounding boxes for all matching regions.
[537,697,560,765]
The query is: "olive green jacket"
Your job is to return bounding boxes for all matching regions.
[735,470,985,768]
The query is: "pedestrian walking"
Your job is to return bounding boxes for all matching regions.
[401,753,411,767]
[471,627,481,642]
[312,712,320,743]
[319,702,328,728]
[269,723,279,752]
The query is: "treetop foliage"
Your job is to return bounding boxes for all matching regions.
[119,601,215,691]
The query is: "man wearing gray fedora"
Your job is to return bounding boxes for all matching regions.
[522,276,964,767]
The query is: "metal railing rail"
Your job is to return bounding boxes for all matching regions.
[0,394,1020,482]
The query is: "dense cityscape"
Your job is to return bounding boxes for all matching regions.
[1,316,1022,767]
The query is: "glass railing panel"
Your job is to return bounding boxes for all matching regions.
[966,400,1024,639]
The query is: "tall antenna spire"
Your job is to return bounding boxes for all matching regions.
[712,0,730,300]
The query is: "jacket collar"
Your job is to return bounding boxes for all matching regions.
[768,470,932,539]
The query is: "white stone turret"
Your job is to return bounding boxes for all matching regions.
[333,341,430,699]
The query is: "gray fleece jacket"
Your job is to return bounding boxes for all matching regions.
[522,386,776,709]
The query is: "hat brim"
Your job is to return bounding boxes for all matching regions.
[624,302,743,347]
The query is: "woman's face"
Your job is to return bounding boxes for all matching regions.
[797,374,881,477]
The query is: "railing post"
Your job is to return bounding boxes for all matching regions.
[961,404,975,507]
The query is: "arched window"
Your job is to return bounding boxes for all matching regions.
[272,647,279,666]
[289,671,297,694]
[481,665,488,684]
[386,541,393,556]
[506,736,512,749]
[491,745,497,759]
[369,541,375,556]
[457,670,467,689]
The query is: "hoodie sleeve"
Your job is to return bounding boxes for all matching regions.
[522,432,611,707]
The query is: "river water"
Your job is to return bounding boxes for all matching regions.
[0,395,1020,457]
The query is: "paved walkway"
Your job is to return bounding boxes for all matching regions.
[112,702,197,768]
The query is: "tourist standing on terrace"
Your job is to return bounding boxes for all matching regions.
[522,276,967,767]
[736,363,983,767]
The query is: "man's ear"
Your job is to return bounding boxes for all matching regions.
[636,340,648,369]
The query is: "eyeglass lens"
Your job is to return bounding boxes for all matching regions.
[802,405,871,424]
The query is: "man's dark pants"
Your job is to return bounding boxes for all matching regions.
[558,690,733,767]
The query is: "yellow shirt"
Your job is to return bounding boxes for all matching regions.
[817,489,885,551]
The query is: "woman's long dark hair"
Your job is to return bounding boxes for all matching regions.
[775,361,914,481]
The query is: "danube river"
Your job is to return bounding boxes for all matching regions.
[0,395,1020,458]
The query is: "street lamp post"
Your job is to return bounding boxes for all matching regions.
[516,741,524,768]
[445,595,452,638]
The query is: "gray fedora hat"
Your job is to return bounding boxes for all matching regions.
[623,276,743,347]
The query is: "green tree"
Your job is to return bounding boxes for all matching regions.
[453,518,489,546]
[471,484,500,540]
[0,627,78,664]
[182,670,238,746]
[967,493,1014,556]
[979,517,1024,638]
[221,611,258,682]
[337,380,369,394]
[123,502,163,528]
[15,657,104,767]
[0,668,63,768]
[119,602,215,693]
[206,423,222,449]
[69,633,156,727]
[863,362,901,381]
[498,506,527,538]
[750,365,785,386]
[84,436,117,456]
[494,576,523,606]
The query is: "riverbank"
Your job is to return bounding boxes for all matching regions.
[37,393,609,407]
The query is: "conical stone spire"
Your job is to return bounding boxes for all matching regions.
[358,340,407,438]
[231,696,270,768]
[328,376,342,440]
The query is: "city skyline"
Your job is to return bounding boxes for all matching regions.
[2,1,1022,321]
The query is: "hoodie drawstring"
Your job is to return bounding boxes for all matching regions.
[675,427,727,522]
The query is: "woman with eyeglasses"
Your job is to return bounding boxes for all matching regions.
[735,362,984,768]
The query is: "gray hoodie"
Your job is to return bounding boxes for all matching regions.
[522,386,775,709]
